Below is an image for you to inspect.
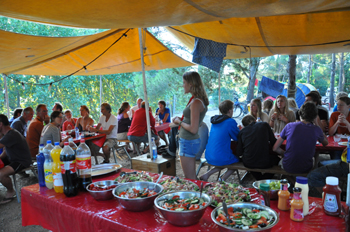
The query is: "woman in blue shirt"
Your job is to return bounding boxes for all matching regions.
[155,100,171,146]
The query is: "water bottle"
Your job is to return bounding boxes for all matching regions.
[76,139,92,191]
[347,136,350,163]
[37,144,46,187]
[43,140,54,189]
[60,142,79,197]
[152,137,157,160]
[68,138,78,155]
[75,127,81,140]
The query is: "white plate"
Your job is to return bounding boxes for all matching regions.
[338,142,347,146]
[91,163,122,177]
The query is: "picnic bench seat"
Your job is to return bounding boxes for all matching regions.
[196,158,308,184]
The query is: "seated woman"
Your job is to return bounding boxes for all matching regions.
[262,99,273,115]
[199,100,239,182]
[250,98,269,122]
[269,95,295,133]
[287,98,299,114]
[117,102,132,151]
[155,100,171,146]
[273,102,328,174]
[62,109,77,131]
[40,111,69,146]
[75,105,94,131]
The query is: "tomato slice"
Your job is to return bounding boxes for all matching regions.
[252,209,260,213]
[172,195,180,200]
[189,204,200,210]
[250,225,259,228]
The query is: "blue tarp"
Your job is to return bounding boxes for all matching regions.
[259,76,316,108]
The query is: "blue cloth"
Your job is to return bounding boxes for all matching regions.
[156,107,171,123]
[205,118,239,166]
[179,138,201,158]
[333,104,338,112]
[192,37,227,73]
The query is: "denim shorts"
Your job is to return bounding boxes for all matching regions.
[178,138,201,158]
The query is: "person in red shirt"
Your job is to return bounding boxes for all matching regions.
[127,101,159,153]
[62,109,77,131]
[329,96,350,136]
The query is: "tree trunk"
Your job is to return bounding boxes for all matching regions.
[287,55,297,98]
[330,53,336,107]
[246,57,260,103]
[307,55,312,84]
[338,53,344,92]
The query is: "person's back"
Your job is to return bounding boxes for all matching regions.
[128,107,155,137]
[237,121,276,169]
[26,116,44,158]
[205,115,239,166]
[281,121,323,173]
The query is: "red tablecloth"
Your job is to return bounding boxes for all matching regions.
[21,168,346,232]
[155,122,170,134]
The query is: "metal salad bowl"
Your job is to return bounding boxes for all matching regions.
[86,180,120,201]
[211,202,279,232]
[113,181,164,212]
[154,191,212,227]
[252,179,290,200]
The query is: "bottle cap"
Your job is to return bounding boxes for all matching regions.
[68,138,74,142]
[54,142,60,146]
[280,179,288,184]
[80,139,85,143]
[64,142,69,146]
[326,176,339,186]
[296,176,308,185]
[39,144,44,147]
[259,183,270,191]
[293,187,302,193]
[47,140,52,144]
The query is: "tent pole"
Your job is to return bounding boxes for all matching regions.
[100,75,103,108]
[218,71,221,109]
[2,74,10,118]
[138,28,153,153]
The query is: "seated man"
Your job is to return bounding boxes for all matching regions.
[273,102,328,174]
[199,100,239,181]
[88,103,118,163]
[9,108,23,124]
[128,101,159,153]
[128,98,143,119]
[26,104,49,158]
[236,114,279,180]
[0,114,32,204]
[10,106,34,137]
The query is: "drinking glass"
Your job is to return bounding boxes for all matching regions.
[334,134,341,143]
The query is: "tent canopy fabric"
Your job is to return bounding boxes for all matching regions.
[167,11,350,59]
[1,0,349,29]
[0,28,193,75]
[282,83,317,108]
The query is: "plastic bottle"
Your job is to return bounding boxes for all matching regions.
[295,176,309,216]
[43,140,54,189]
[36,144,46,187]
[60,142,79,197]
[278,179,290,211]
[259,183,270,207]
[290,187,304,222]
[323,176,342,216]
[51,142,63,193]
[76,139,92,191]
[68,138,77,154]
[257,117,262,122]
[151,137,157,160]
[75,127,81,140]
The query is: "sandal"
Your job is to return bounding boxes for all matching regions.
[0,194,16,205]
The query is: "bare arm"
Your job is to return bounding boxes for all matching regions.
[174,100,204,135]
[272,137,285,157]
[97,125,115,135]
[321,136,328,146]
[89,123,102,133]
[162,113,169,123]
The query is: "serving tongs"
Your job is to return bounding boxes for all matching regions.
[222,202,231,227]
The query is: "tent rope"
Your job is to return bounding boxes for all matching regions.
[6,29,131,86]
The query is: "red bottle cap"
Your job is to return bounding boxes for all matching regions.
[64,142,69,146]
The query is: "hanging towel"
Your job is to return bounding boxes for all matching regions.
[192,37,227,73]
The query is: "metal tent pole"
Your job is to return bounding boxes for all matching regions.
[100,75,103,109]
[2,74,10,118]
[138,28,153,154]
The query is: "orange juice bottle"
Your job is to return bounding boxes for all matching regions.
[278,179,290,211]
[290,187,304,222]
[51,142,63,193]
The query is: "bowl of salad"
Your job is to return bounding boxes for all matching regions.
[154,191,212,227]
[86,180,120,201]
[252,179,290,200]
[113,181,164,211]
[211,202,279,231]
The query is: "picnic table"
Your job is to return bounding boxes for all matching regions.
[21,168,346,232]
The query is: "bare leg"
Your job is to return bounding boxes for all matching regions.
[221,169,235,181]
[158,131,169,146]
[0,166,16,198]
[179,156,197,180]
[199,167,223,181]
[102,145,110,161]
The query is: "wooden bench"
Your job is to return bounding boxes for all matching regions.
[196,158,308,184]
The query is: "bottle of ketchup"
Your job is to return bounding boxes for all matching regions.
[323,176,342,216]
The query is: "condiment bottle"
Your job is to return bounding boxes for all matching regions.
[278,179,290,211]
[259,183,270,207]
[295,176,309,216]
[290,187,304,222]
[323,176,342,216]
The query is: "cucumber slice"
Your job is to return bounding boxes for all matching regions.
[175,208,184,211]
[242,218,253,226]
[234,219,242,224]
[217,209,225,217]
[191,199,199,204]
[247,213,261,220]
[242,208,252,215]
[260,211,271,219]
